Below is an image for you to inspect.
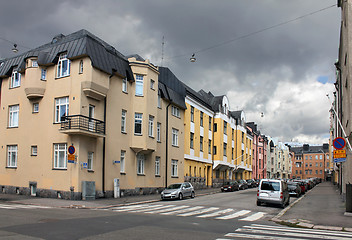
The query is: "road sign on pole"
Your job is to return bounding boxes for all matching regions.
[333,137,346,150]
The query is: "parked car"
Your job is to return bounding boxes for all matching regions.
[293,180,306,194]
[221,181,240,192]
[287,182,302,197]
[246,179,257,188]
[161,182,195,200]
[238,180,248,190]
[257,179,290,208]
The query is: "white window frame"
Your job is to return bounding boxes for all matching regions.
[57,53,71,78]
[148,115,154,137]
[121,110,127,133]
[135,74,144,96]
[134,113,143,135]
[31,146,38,156]
[120,150,126,173]
[55,97,69,123]
[172,106,180,118]
[200,136,203,152]
[32,60,38,67]
[157,93,161,108]
[33,103,39,113]
[190,106,194,122]
[8,104,19,128]
[7,145,18,168]
[150,79,155,90]
[88,152,93,170]
[190,133,194,149]
[79,60,83,74]
[41,68,47,80]
[172,128,179,147]
[157,122,161,142]
[155,156,160,176]
[137,153,145,175]
[223,143,227,156]
[53,143,67,169]
[171,159,178,177]
[11,69,21,88]
[122,78,128,93]
[200,112,203,126]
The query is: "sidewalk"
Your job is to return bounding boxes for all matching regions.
[273,181,352,231]
[0,187,221,209]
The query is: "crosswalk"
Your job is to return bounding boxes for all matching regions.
[218,224,352,239]
[0,203,52,210]
[96,203,266,221]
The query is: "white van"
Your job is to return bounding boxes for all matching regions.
[257,179,290,208]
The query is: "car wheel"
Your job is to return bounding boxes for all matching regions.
[280,202,286,209]
[191,191,195,198]
[179,193,183,200]
[256,200,261,206]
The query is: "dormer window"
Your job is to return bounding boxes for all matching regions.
[57,53,70,78]
[11,69,21,88]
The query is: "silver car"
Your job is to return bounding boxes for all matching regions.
[161,182,195,200]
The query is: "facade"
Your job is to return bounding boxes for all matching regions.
[290,144,330,180]
[0,30,185,199]
[334,0,352,198]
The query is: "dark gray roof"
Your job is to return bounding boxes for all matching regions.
[0,29,134,81]
[184,86,213,110]
[290,145,328,154]
[126,54,145,61]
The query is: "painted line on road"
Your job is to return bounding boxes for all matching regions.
[216,210,251,220]
[239,212,266,221]
[178,207,219,217]
[161,206,204,215]
[197,208,233,218]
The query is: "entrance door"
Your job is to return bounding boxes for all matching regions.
[88,105,95,131]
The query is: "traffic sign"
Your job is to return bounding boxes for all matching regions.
[334,150,346,158]
[68,145,76,154]
[333,137,346,150]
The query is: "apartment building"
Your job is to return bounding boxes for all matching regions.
[0,30,185,199]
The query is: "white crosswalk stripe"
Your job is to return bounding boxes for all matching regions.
[0,204,52,210]
[98,203,267,222]
[219,224,352,240]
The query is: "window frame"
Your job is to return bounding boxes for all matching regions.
[157,122,161,142]
[87,152,94,171]
[171,159,178,177]
[31,145,38,156]
[41,68,47,81]
[53,143,67,169]
[7,145,18,168]
[200,112,203,127]
[10,69,21,88]
[137,153,145,175]
[122,78,128,93]
[190,132,194,149]
[57,53,71,78]
[79,60,84,74]
[155,156,160,176]
[54,97,69,123]
[190,106,194,122]
[8,104,19,128]
[172,128,179,147]
[121,110,127,133]
[200,136,203,152]
[120,150,126,173]
[135,74,144,96]
[134,113,143,135]
[33,103,39,113]
[148,115,154,137]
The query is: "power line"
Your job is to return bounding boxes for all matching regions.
[167,4,337,60]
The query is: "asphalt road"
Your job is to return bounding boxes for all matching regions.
[0,187,285,240]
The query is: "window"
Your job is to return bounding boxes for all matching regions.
[31,146,38,156]
[120,150,126,173]
[57,53,71,78]
[190,106,194,122]
[171,160,178,177]
[157,122,161,142]
[172,106,180,118]
[135,74,144,96]
[190,133,194,149]
[223,121,227,134]
[8,105,19,127]
[208,140,212,154]
[53,143,67,169]
[134,113,142,135]
[41,69,47,80]
[87,152,93,170]
[122,78,128,93]
[155,156,160,176]
[214,123,217,132]
[232,129,234,139]
[232,148,234,159]
[200,136,203,152]
[213,146,217,155]
[149,115,154,137]
[79,60,83,74]
[33,103,39,113]
[200,112,203,126]
[55,97,69,123]
[11,69,21,88]
[32,60,38,67]
[209,117,212,130]
[7,145,17,167]
[315,155,318,160]
[137,153,145,174]
[223,143,227,156]
[150,79,155,89]
[121,110,127,133]
[172,128,179,146]
[157,93,161,108]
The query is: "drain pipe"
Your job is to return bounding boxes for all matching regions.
[165,102,171,188]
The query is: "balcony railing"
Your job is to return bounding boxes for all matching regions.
[60,115,105,137]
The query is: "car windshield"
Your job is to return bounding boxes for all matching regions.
[261,181,280,191]
[166,184,182,189]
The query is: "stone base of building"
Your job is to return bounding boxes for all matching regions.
[184,176,207,189]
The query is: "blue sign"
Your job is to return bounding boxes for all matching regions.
[114,160,121,164]
[82,162,88,168]
[333,137,346,150]
[68,160,75,163]
[68,145,76,154]
[334,158,346,163]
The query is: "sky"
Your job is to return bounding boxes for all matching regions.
[0,0,340,144]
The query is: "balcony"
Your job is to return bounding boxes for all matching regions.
[60,115,105,138]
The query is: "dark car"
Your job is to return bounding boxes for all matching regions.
[238,180,248,190]
[294,180,306,194]
[221,181,240,192]
[288,182,302,197]
[246,179,257,188]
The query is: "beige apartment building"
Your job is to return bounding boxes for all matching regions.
[0,29,185,199]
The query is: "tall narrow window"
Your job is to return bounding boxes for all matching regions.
[150,79,155,89]
[223,121,227,134]
[41,69,47,80]
[157,93,161,108]
[33,103,39,113]
[200,112,203,126]
[190,133,194,149]
[171,160,178,177]
[79,60,84,74]
[208,140,212,154]
[57,53,71,78]
[155,156,160,176]
[134,113,143,135]
[157,122,161,142]
[11,69,21,88]
[223,143,227,156]
[137,153,145,174]
[200,136,203,152]
[122,78,128,93]
[55,97,69,123]
[135,74,144,96]
[87,152,93,170]
[190,106,194,122]
[120,150,126,173]
[209,117,212,130]
[8,105,19,127]
[7,145,18,168]
[121,110,127,133]
[31,146,38,156]
[148,115,154,137]
[172,128,179,146]
[53,143,67,169]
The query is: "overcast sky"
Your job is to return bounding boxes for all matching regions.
[0,0,340,144]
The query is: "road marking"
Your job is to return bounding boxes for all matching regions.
[161,206,204,215]
[0,204,52,209]
[216,210,251,220]
[197,208,233,218]
[144,205,189,214]
[178,207,219,217]
[112,204,162,212]
[239,212,266,221]
[129,204,175,213]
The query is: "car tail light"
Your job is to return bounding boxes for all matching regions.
[280,192,283,199]
[257,190,259,196]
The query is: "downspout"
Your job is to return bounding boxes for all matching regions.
[102,97,106,195]
[211,112,215,187]
[165,102,171,188]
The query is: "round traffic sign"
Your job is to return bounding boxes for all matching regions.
[333,137,346,150]
[68,145,76,154]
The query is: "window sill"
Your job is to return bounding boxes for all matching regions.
[6,166,17,169]
[121,131,127,135]
[7,126,19,129]
[52,168,67,171]
[55,75,70,80]
[9,86,21,89]
[149,136,154,139]
[88,170,94,173]
[137,173,145,176]
[172,145,179,148]
[155,175,161,177]
[171,176,179,178]
[120,172,126,175]
[134,133,142,136]
[122,91,128,94]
